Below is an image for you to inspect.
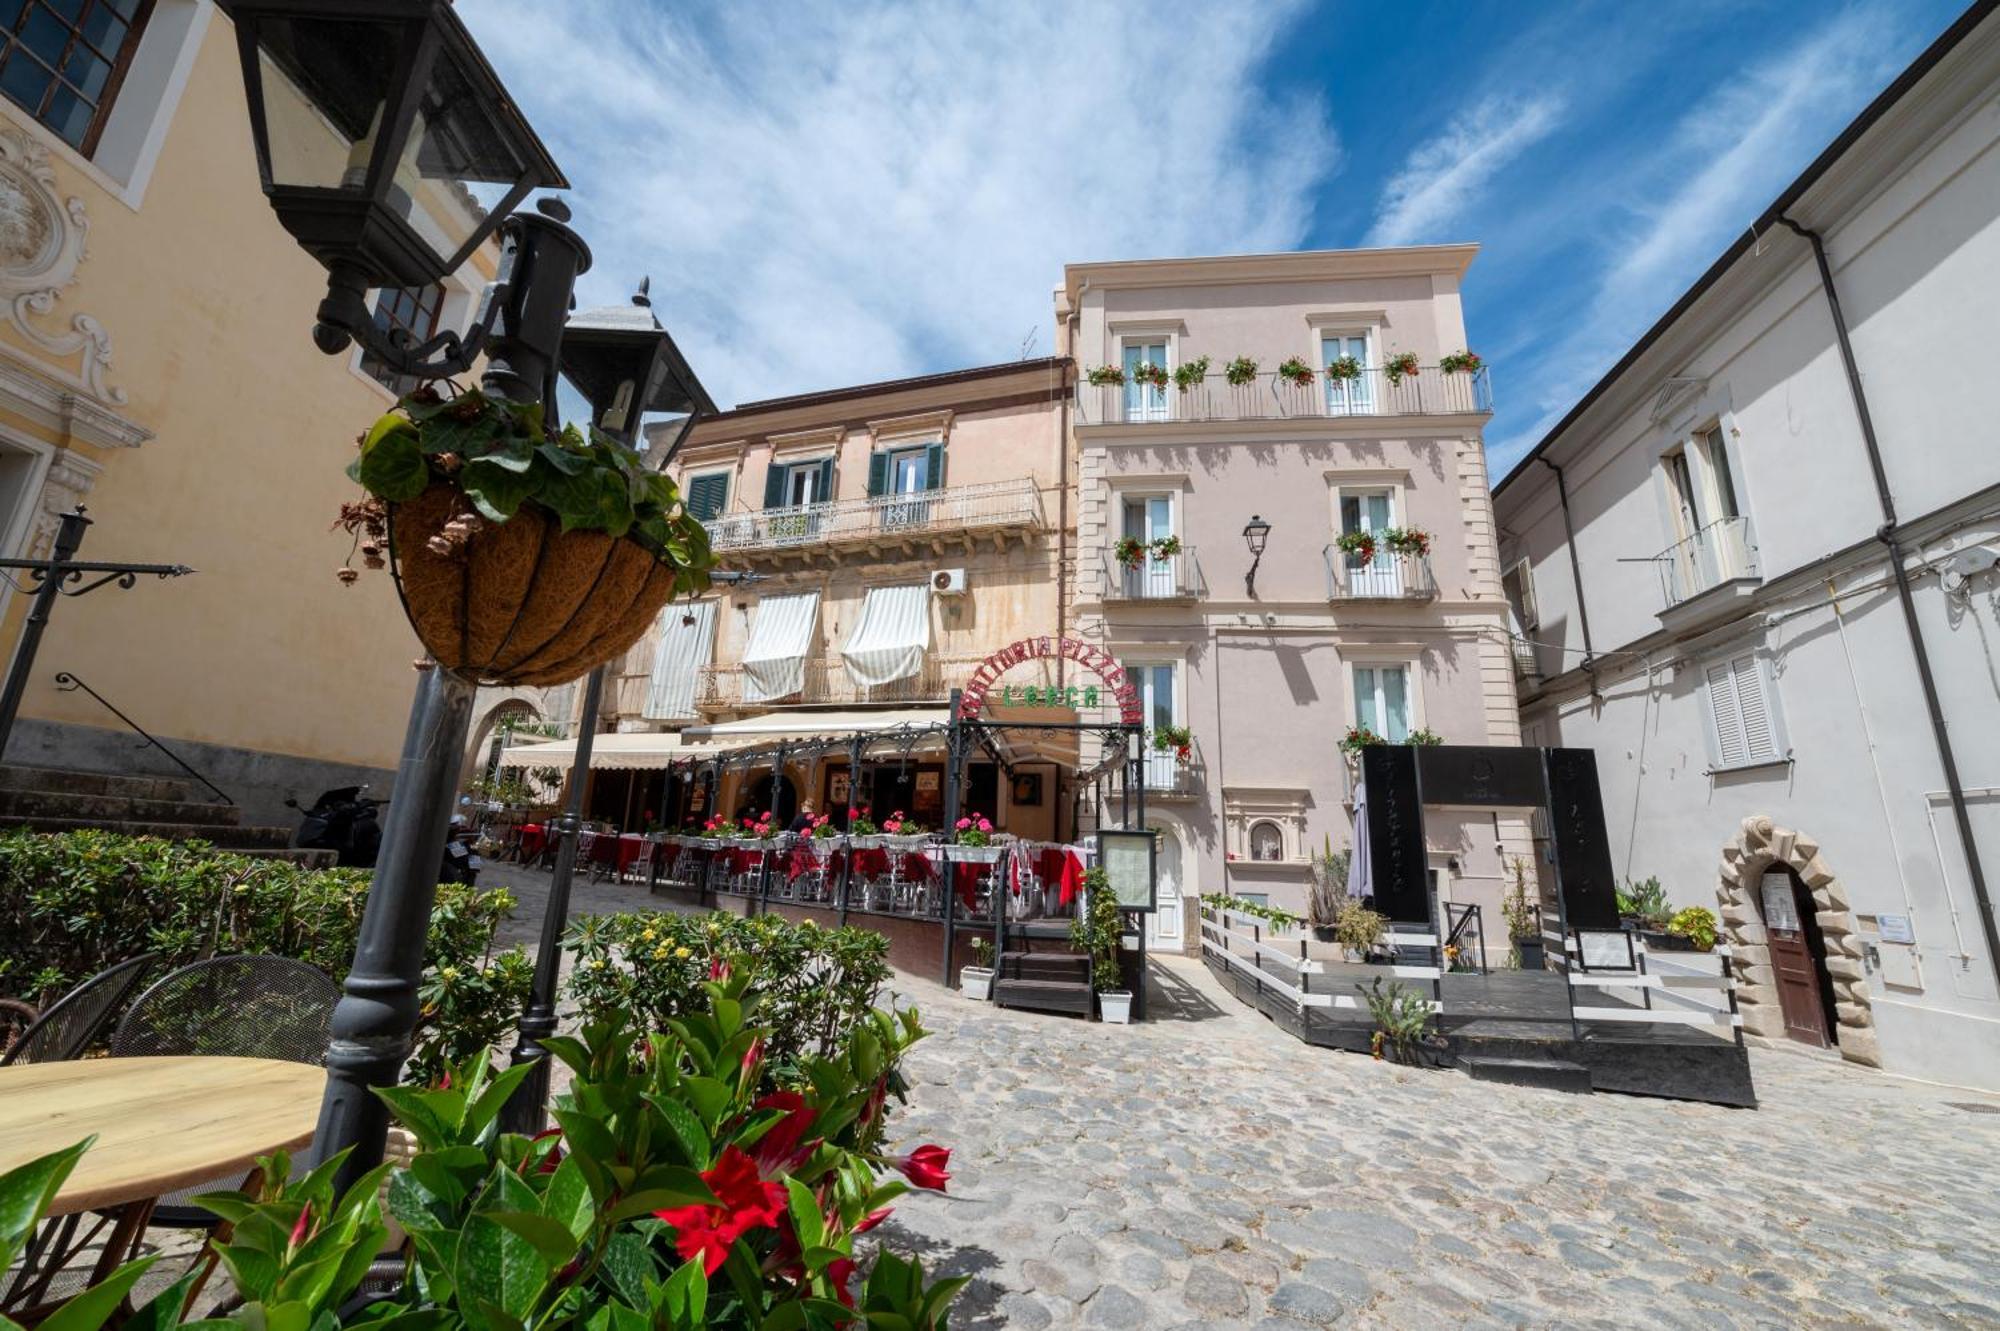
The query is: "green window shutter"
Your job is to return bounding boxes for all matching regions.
[687,474,727,521]
[924,442,945,491]
[866,453,888,497]
[763,463,788,509]
[817,458,835,502]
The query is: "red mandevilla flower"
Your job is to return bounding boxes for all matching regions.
[891,1144,952,1192]
[748,1090,819,1174]
[654,1146,789,1275]
[288,1203,314,1250]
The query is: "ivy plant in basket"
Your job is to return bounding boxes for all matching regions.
[339,385,716,687]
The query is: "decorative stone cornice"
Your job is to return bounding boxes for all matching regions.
[1065,245,1479,302]
[0,350,152,449]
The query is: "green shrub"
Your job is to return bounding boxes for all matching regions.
[564,910,891,1075]
[1069,867,1126,992]
[0,830,527,1077]
[1665,905,1719,951]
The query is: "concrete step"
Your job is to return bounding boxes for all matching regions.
[0,787,240,827]
[0,763,202,804]
[1462,1055,1593,1094]
[0,815,293,852]
[994,977,1093,1018]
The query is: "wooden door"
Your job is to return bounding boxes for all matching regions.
[1760,869,1832,1048]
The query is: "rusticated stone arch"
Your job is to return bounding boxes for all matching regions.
[1716,815,1880,1068]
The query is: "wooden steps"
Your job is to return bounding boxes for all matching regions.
[992,927,1093,1018]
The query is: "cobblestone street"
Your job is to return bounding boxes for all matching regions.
[481,866,2000,1328]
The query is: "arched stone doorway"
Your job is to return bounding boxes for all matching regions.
[1716,815,1879,1068]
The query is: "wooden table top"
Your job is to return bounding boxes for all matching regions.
[0,1057,326,1213]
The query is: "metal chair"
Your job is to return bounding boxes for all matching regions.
[110,955,339,1231]
[0,953,160,1067]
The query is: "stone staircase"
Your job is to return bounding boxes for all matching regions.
[0,765,298,854]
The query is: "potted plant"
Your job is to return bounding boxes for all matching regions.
[847,806,882,847]
[1150,534,1183,560]
[1384,526,1432,557]
[880,811,928,850]
[1339,724,1384,753]
[1439,349,1483,375]
[1072,866,1131,1023]
[1113,536,1147,570]
[950,815,1003,862]
[1277,356,1316,388]
[962,936,995,1000]
[1358,976,1440,1064]
[1307,838,1348,942]
[1130,360,1169,391]
[1665,905,1718,952]
[1086,364,1126,386]
[1152,723,1193,764]
[1383,352,1420,386]
[1224,355,1259,387]
[1616,876,1670,933]
[1335,898,1386,963]
[1335,528,1378,565]
[1404,728,1443,746]
[1324,354,1364,383]
[1502,855,1544,972]
[1172,355,1210,393]
[341,386,715,686]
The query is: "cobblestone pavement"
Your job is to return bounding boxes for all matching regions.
[480,865,2000,1328]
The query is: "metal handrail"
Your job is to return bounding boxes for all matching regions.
[1077,364,1493,425]
[1442,901,1485,974]
[696,654,987,710]
[51,672,234,805]
[702,478,1044,553]
[1102,544,1203,600]
[1651,515,1757,607]
[1322,546,1438,600]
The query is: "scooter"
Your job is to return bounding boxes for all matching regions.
[287,787,481,884]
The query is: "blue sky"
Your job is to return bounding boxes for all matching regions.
[464,0,1968,481]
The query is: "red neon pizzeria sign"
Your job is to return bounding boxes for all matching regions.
[957,636,1143,725]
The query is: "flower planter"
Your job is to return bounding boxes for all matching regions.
[1639,929,1696,953]
[848,834,885,850]
[949,844,1005,864]
[1098,990,1133,1025]
[960,965,994,1001]
[390,486,680,686]
[1512,935,1545,972]
[1312,925,1338,944]
[880,834,931,853]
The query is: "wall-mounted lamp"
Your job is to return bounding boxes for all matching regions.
[1242,514,1272,597]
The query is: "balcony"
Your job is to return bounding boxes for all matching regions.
[695,654,983,711]
[1101,544,1204,602]
[1075,365,1492,427]
[1323,547,1438,602]
[1653,516,1761,631]
[1106,738,1205,800]
[703,479,1043,563]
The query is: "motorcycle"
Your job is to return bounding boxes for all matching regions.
[286,787,481,884]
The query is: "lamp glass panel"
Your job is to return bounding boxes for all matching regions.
[253,17,399,191]
[389,46,530,261]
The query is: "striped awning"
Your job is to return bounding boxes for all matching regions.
[841,583,931,688]
[643,601,717,720]
[496,732,730,771]
[741,591,820,703]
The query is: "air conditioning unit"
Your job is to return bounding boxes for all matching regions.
[932,568,968,596]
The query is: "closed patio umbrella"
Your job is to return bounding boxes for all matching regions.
[1346,778,1370,900]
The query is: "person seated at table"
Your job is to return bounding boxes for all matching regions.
[787,801,817,834]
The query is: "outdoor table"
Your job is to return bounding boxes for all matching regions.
[617,833,648,877]
[0,1056,326,1318]
[518,822,548,862]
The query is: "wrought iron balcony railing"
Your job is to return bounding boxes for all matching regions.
[694,654,985,710]
[1655,516,1758,608]
[1076,365,1492,426]
[702,478,1044,555]
[1323,546,1438,601]
[1101,544,1204,602]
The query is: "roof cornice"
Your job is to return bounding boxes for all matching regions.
[1064,245,1478,301]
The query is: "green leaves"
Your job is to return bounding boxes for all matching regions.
[349,417,429,502]
[0,1137,91,1268]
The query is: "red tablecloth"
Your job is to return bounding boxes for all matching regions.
[618,834,647,873]
[519,824,547,861]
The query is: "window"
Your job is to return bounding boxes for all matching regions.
[1119,493,1177,597]
[1503,558,1539,630]
[1,0,153,154]
[359,284,447,396]
[1703,652,1787,770]
[868,443,943,529]
[1121,339,1168,422]
[1123,660,1179,790]
[764,458,833,509]
[1320,332,1374,415]
[1661,423,1753,600]
[1338,488,1404,595]
[685,472,730,522]
[1249,821,1285,862]
[1353,663,1412,742]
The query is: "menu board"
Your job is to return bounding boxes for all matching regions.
[1097,829,1156,912]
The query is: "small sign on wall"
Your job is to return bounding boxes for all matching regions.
[1875,913,1915,944]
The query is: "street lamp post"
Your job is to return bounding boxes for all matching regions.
[1242,514,1272,598]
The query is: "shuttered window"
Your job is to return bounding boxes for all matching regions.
[686,473,729,521]
[1703,652,1785,769]
[1503,558,1538,629]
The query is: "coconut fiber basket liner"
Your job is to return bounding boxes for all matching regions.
[389,486,679,687]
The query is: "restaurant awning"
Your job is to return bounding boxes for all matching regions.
[741,591,820,703]
[496,731,731,771]
[644,600,717,720]
[841,583,930,688]
[682,708,949,747]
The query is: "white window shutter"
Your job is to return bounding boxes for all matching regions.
[1705,662,1747,767]
[1732,654,1776,762]
[1511,559,1539,628]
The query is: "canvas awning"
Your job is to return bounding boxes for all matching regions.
[497,731,730,771]
[841,583,931,688]
[682,708,949,748]
[741,591,820,703]
[644,601,717,720]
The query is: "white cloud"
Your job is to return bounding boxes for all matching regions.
[1485,5,1911,478]
[1365,93,1565,247]
[459,0,1337,409]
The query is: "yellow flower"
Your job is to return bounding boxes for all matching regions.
[640,928,657,941]
[440,966,459,981]
[652,945,669,959]
[674,946,691,959]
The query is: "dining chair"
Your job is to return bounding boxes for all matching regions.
[0,953,160,1067]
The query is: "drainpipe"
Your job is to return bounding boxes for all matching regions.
[1779,214,2000,990]
[1538,456,1599,696]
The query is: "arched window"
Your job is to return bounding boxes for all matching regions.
[1249,821,1285,862]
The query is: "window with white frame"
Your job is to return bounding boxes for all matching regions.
[1702,651,1787,770]
[1336,487,1405,595]
[1661,423,1752,600]
[1117,492,1177,596]
[1121,338,1169,422]
[1352,662,1413,743]
[1320,331,1374,415]
[1502,558,1538,629]
[1121,659,1179,788]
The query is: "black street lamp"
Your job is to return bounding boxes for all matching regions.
[1242,514,1272,598]
[498,283,715,1134]
[217,0,565,378]
[216,0,589,1192]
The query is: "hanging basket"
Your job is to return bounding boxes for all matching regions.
[389,487,680,687]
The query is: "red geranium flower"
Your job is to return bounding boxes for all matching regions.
[891,1144,952,1192]
[655,1146,789,1275]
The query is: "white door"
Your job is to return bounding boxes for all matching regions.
[1131,663,1177,790]
[1122,495,1176,598]
[884,449,929,529]
[1340,490,1402,596]
[1122,340,1168,422]
[1321,334,1373,415]
[1147,824,1183,947]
